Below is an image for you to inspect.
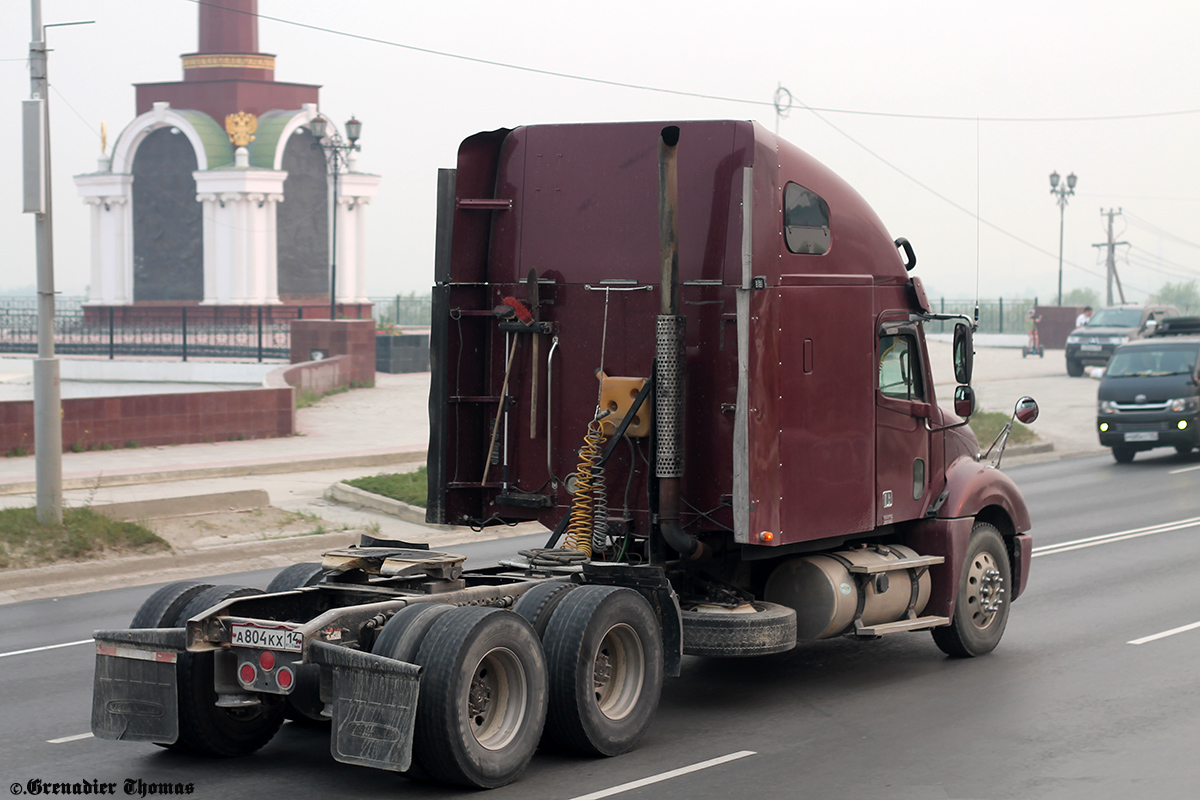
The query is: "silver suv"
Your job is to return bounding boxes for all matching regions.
[1065,304,1179,377]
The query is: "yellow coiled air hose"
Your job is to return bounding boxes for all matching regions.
[562,417,608,557]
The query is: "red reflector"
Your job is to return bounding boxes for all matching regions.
[239,663,257,685]
[277,667,294,689]
[259,650,276,671]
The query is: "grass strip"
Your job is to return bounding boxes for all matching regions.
[0,507,169,571]
[344,466,427,508]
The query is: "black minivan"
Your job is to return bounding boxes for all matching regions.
[1097,318,1200,462]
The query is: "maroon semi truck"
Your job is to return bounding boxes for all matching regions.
[91,121,1035,789]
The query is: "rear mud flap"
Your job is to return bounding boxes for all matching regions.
[310,641,422,773]
[91,628,186,744]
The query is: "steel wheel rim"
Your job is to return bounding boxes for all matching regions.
[593,623,645,721]
[966,551,1005,630]
[467,647,526,751]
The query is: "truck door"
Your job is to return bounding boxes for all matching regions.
[875,323,932,525]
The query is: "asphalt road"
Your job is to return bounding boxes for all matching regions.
[3,451,1199,799]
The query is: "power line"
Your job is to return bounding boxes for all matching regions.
[182,0,1200,125]
[1124,212,1200,250]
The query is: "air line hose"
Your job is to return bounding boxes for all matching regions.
[561,415,609,557]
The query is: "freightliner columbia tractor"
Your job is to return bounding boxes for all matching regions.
[91,121,1037,788]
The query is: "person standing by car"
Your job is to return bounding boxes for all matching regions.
[1076,306,1093,327]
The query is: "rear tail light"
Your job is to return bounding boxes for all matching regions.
[277,666,294,690]
[238,663,257,686]
[259,650,276,671]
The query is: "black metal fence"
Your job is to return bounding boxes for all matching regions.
[369,294,433,329]
[929,298,1039,335]
[0,303,292,361]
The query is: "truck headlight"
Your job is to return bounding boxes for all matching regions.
[1098,400,1118,414]
[1167,397,1200,414]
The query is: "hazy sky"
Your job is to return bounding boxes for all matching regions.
[4,0,1200,303]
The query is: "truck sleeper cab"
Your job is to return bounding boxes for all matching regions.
[91,121,1034,789]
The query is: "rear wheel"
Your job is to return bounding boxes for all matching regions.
[932,523,1011,658]
[172,585,285,756]
[1113,446,1137,463]
[411,607,547,788]
[265,562,327,594]
[130,581,214,628]
[512,582,577,639]
[542,586,663,757]
[1066,358,1084,377]
[1175,444,1194,455]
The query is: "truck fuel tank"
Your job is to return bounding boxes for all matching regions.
[764,545,934,640]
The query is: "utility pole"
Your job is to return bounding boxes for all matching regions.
[23,0,62,524]
[1092,209,1128,306]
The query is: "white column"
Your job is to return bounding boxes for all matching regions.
[193,169,288,304]
[337,171,381,302]
[74,171,134,304]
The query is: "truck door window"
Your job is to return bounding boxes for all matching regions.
[784,182,831,255]
[879,334,924,401]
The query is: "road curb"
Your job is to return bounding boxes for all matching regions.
[0,449,427,496]
[324,481,430,526]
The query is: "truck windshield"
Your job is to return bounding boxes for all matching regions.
[1087,308,1142,327]
[1106,345,1199,377]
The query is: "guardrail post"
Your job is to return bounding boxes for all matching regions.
[108,306,115,359]
[257,306,264,362]
[181,307,188,362]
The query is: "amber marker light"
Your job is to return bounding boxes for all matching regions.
[760,531,775,543]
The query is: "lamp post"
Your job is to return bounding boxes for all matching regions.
[309,115,362,320]
[1049,170,1077,306]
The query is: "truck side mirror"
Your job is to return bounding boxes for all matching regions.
[1014,396,1039,424]
[954,385,975,418]
[953,322,973,385]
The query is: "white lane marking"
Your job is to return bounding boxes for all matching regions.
[1169,464,1200,474]
[565,751,756,800]
[0,639,91,659]
[1032,516,1200,557]
[1128,621,1200,645]
[47,733,94,744]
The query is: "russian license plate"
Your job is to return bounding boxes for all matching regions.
[1080,344,1102,352]
[1124,431,1159,442]
[231,624,303,652]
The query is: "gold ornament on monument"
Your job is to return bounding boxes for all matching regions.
[225,112,258,147]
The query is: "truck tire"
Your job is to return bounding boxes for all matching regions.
[680,601,796,657]
[265,562,327,594]
[512,581,577,639]
[541,586,663,757]
[931,524,1012,658]
[411,607,548,788]
[173,585,285,756]
[1113,446,1137,464]
[130,581,214,629]
[1066,358,1084,377]
[373,602,457,664]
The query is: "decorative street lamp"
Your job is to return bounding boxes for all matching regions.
[1049,170,1077,306]
[310,115,362,320]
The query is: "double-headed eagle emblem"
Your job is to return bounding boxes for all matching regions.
[225,112,258,147]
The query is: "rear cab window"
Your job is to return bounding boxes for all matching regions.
[783,182,831,255]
